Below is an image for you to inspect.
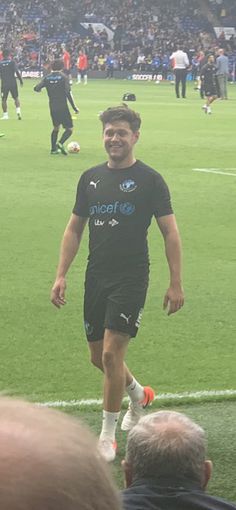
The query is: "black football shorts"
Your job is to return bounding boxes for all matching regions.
[205,86,217,97]
[50,106,73,129]
[1,82,18,100]
[83,271,149,341]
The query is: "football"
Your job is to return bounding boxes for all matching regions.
[67,141,80,153]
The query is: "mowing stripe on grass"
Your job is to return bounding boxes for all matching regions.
[193,168,236,177]
[37,389,236,409]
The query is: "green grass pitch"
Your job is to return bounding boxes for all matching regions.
[0,78,236,498]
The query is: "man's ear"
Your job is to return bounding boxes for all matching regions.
[121,459,133,488]
[134,130,140,144]
[202,460,213,489]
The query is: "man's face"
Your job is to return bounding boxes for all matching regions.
[103,121,139,163]
[208,55,215,64]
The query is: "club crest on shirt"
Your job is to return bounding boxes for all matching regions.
[119,179,137,192]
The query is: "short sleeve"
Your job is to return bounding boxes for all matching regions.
[151,173,173,218]
[72,173,89,217]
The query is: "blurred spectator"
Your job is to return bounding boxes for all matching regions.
[216,47,229,99]
[0,396,121,510]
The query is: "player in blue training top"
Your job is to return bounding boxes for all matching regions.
[0,48,23,120]
[34,59,79,155]
[50,105,184,462]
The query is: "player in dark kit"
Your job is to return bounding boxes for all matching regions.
[0,48,23,120]
[50,105,184,462]
[200,54,218,115]
[34,59,79,155]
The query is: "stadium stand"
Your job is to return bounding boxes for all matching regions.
[0,0,235,79]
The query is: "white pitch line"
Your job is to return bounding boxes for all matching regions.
[193,168,236,177]
[37,389,236,408]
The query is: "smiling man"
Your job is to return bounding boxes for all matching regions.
[51,105,184,462]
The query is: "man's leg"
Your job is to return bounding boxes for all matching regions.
[89,334,154,462]
[57,127,72,155]
[181,70,187,98]
[175,70,180,98]
[89,340,142,392]
[14,96,21,119]
[51,126,60,153]
[102,329,129,412]
[1,95,8,119]
[97,329,129,462]
[207,94,217,114]
[224,74,228,99]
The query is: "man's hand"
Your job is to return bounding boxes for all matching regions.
[163,284,184,316]
[51,277,67,309]
[74,108,80,114]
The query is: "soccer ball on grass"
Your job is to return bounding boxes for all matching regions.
[67,141,80,153]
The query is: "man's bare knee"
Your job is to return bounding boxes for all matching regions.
[102,350,116,374]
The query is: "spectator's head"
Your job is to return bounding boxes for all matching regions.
[51,59,64,71]
[208,54,215,63]
[99,105,141,133]
[123,411,212,490]
[2,48,10,59]
[218,48,224,55]
[0,397,121,510]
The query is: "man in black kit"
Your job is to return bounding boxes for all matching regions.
[34,59,79,155]
[50,105,184,462]
[0,48,23,120]
[200,55,218,115]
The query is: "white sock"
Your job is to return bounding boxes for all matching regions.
[3,112,8,118]
[100,410,120,441]
[84,74,87,84]
[16,107,21,114]
[77,75,81,83]
[126,377,145,402]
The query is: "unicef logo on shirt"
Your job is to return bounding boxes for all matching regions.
[120,179,137,192]
[89,201,135,216]
[119,202,135,215]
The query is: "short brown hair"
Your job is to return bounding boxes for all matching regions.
[99,105,141,132]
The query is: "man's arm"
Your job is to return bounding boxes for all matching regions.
[34,77,46,92]
[14,63,23,86]
[156,214,184,315]
[51,214,88,308]
[65,77,79,112]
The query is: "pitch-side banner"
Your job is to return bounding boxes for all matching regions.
[132,74,163,80]
[214,26,235,40]
[21,70,43,78]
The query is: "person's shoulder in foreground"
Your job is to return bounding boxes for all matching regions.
[122,410,236,510]
[0,396,121,510]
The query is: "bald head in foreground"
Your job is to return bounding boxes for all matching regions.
[0,397,121,510]
[122,410,236,510]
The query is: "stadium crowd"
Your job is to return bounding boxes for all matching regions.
[0,0,236,78]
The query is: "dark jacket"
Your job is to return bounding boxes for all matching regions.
[122,477,236,510]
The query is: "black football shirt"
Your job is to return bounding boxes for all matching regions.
[0,59,21,86]
[34,71,70,110]
[73,160,173,273]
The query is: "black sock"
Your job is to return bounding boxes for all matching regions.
[59,130,71,145]
[51,130,58,150]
